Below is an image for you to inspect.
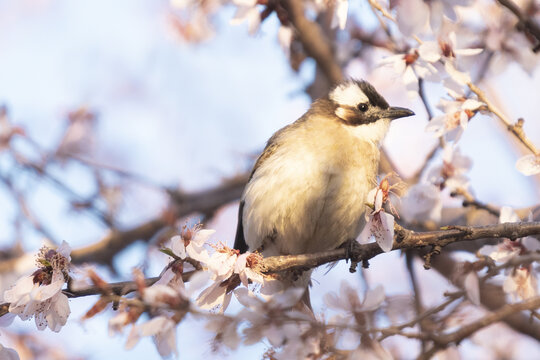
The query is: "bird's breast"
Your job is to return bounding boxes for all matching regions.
[242,131,380,256]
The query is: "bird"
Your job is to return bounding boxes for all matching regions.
[234,79,413,294]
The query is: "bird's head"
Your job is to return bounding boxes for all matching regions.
[328,80,414,126]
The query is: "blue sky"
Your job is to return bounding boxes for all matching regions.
[1,0,539,359]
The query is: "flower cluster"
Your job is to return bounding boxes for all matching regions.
[3,241,71,332]
[478,207,539,302]
[401,145,472,224]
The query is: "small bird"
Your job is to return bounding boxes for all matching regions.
[234,80,413,283]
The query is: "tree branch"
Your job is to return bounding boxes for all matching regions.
[71,174,248,264]
[281,0,343,85]
[261,221,540,274]
[419,296,540,359]
[496,0,540,51]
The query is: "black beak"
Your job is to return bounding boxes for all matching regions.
[381,106,415,120]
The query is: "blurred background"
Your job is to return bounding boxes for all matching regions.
[0,0,539,359]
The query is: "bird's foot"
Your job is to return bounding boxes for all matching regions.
[339,239,360,273]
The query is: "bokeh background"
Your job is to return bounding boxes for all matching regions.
[1,0,539,359]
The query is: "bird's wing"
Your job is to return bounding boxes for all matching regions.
[233,200,248,252]
[232,128,285,253]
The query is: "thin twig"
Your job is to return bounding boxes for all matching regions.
[467,82,539,155]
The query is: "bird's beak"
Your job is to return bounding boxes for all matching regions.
[381,107,415,120]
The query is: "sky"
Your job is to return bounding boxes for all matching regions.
[0,0,539,359]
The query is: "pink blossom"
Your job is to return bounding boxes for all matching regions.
[357,181,396,252]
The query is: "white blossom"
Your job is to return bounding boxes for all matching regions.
[426,146,472,190]
[324,282,385,313]
[381,51,439,98]
[400,183,443,223]
[426,98,483,142]
[234,252,265,287]
[516,154,540,176]
[478,240,521,263]
[277,26,293,53]
[230,3,261,35]
[3,241,71,332]
[418,32,482,64]
[170,228,214,263]
[503,267,538,302]
[196,276,233,313]
[331,0,349,30]
[125,315,178,358]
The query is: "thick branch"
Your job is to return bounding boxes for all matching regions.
[281,0,343,85]
[262,221,540,273]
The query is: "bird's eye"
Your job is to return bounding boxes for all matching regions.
[358,103,368,112]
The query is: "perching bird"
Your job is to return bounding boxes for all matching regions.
[234,80,413,276]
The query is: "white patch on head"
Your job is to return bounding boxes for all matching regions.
[343,118,391,145]
[330,83,369,107]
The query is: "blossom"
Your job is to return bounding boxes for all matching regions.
[400,183,442,223]
[169,226,214,263]
[503,267,538,302]
[426,98,483,142]
[196,275,235,313]
[478,240,521,263]
[234,252,264,287]
[277,26,293,53]
[230,1,261,35]
[125,315,178,358]
[234,287,311,350]
[331,0,349,30]
[427,0,473,31]
[426,146,472,190]
[205,246,238,278]
[324,281,385,314]
[357,178,397,252]
[516,154,540,176]
[418,32,482,64]
[3,241,71,332]
[381,50,439,98]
